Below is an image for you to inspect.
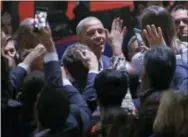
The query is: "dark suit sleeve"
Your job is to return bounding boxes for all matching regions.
[43,54,91,132]
[44,61,63,87]
[9,66,28,91]
[173,59,188,90]
[82,73,98,113]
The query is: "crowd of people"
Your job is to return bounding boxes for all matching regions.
[1,2,188,137]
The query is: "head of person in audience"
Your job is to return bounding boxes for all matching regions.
[1,11,13,36]
[13,18,39,51]
[19,71,44,116]
[35,86,69,131]
[141,46,176,92]
[128,35,140,61]
[153,91,188,137]
[94,69,128,117]
[1,31,17,68]
[76,16,106,59]
[62,43,90,88]
[171,5,188,42]
[97,108,137,137]
[140,6,177,50]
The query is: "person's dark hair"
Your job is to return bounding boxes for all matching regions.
[170,4,188,13]
[143,46,176,90]
[62,43,90,87]
[103,108,137,137]
[140,6,176,48]
[94,69,128,107]
[36,86,69,130]
[19,71,44,109]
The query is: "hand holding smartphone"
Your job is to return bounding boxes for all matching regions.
[34,7,48,32]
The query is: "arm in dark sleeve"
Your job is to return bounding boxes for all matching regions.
[9,63,29,91]
[43,52,62,87]
[82,72,98,113]
[63,83,92,133]
[43,52,91,132]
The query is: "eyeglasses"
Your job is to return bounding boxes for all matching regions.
[174,18,188,25]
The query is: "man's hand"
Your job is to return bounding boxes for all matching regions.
[106,17,127,56]
[23,44,46,67]
[143,25,166,47]
[77,50,99,71]
[37,27,55,52]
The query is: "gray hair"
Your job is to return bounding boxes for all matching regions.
[76,16,100,36]
[19,18,35,29]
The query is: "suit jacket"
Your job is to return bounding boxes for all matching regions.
[10,53,92,137]
[43,58,92,135]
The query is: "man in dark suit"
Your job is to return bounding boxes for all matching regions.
[9,28,92,137]
[76,16,112,71]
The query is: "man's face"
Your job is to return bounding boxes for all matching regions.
[1,13,13,36]
[172,9,188,40]
[78,19,106,58]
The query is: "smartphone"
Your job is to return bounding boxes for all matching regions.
[134,28,144,47]
[34,7,48,32]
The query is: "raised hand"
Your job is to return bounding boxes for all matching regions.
[106,17,127,56]
[76,49,99,71]
[23,44,46,70]
[143,25,166,47]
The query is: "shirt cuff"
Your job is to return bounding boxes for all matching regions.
[18,63,30,73]
[89,69,99,74]
[62,78,72,86]
[44,52,58,63]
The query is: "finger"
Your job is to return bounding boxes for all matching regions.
[157,27,166,45]
[115,17,121,31]
[146,25,154,41]
[151,24,159,39]
[143,29,152,46]
[76,50,86,60]
[157,27,163,39]
[121,26,127,36]
[111,18,117,31]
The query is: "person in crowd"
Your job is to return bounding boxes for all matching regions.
[62,43,99,112]
[18,71,45,135]
[153,91,188,137]
[91,107,136,137]
[13,18,40,52]
[1,11,13,36]
[133,46,176,137]
[171,5,188,43]
[131,6,188,90]
[30,27,92,137]
[76,16,126,71]
[90,68,130,135]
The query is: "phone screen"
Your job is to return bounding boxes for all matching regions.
[34,8,48,32]
[134,28,144,47]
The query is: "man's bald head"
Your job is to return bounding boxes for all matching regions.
[19,18,35,29]
[76,16,102,36]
